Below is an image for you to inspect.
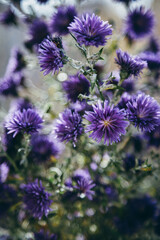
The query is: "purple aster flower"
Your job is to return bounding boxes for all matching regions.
[55,109,83,146]
[0,163,9,183]
[73,177,96,200]
[0,8,17,26]
[23,179,52,219]
[5,108,43,137]
[29,134,59,163]
[38,36,66,75]
[125,7,155,40]
[5,47,26,75]
[68,13,112,47]
[24,19,49,51]
[123,153,136,171]
[115,49,147,79]
[0,73,24,97]
[126,93,160,132]
[84,100,129,145]
[140,51,160,71]
[34,230,57,240]
[63,73,90,102]
[50,6,77,35]
[145,125,160,148]
[73,169,91,181]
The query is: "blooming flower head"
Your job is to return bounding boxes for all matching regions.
[126,93,160,132]
[115,49,147,79]
[38,36,66,75]
[68,13,112,47]
[125,7,155,40]
[29,134,59,163]
[73,177,96,200]
[0,8,17,26]
[5,108,43,137]
[50,6,77,35]
[140,51,160,71]
[84,100,129,145]
[55,109,83,146]
[23,179,52,219]
[34,230,57,240]
[63,73,90,102]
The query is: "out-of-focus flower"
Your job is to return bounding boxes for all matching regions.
[55,109,83,146]
[145,125,160,148]
[0,73,25,97]
[147,37,160,53]
[10,98,33,113]
[0,8,17,26]
[68,13,112,47]
[123,153,136,171]
[84,100,129,145]
[63,73,90,102]
[105,185,118,201]
[140,51,160,71]
[50,6,77,35]
[73,169,91,181]
[29,134,59,163]
[5,109,43,137]
[115,49,147,78]
[121,77,135,93]
[23,179,52,219]
[24,19,49,51]
[114,0,137,5]
[38,37,66,75]
[126,93,160,132]
[0,163,9,183]
[125,7,155,40]
[5,48,26,75]
[34,230,57,240]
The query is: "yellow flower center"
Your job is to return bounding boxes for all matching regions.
[103,120,110,127]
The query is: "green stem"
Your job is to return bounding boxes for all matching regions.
[5,153,18,172]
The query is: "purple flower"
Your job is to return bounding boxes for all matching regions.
[117,92,131,110]
[34,230,57,240]
[23,179,52,219]
[147,37,160,53]
[73,169,91,181]
[5,47,26,75]
[73,178,96,200]
[84,100,129,145]
[115,49,147,78]
[126,93,160,132]
[140,51,160,70]
[121,77,135,93]
[5,108,43,137]
[29,134,59,163]
[145,125,160,148]
[0,73,24,97]
[0,163,9,183]
[68,13,112,47]
[0,8,17,26]
[50,6,77,35]
[24,19,49,51]
[123,153,136,171]
[38,37,66,75]
[105,185,118,201]
[63,73,90,102]
[125,7,155,40]
[10,98,33,113]
[55,109,83,146]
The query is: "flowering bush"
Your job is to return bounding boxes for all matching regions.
[0,0,160,239]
